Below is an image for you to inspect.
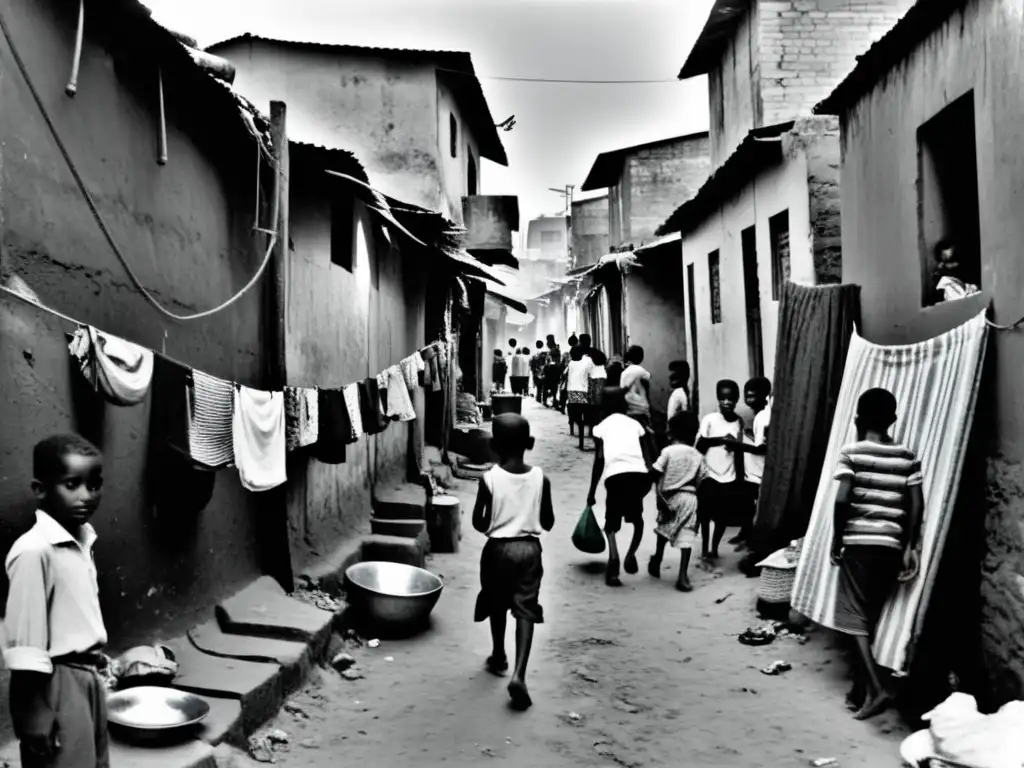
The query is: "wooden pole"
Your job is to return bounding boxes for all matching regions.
[157,68,168,165]
[65,0,84,97]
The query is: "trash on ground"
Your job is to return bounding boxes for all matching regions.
[331,652,356,671]
[738,628,776,646]
[341,668,365,681]
[266,729,290,744]
[715,592,734,604]
[761,660,792,676]
[248,735,275,763]
[384,656,394,662]
[810,759,838,767]
[559,711,584,726]
[368,638,381,648]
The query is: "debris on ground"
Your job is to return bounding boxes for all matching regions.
[715,592,734,604]
[738,627,776,646]
[283,702,308,720]
[368,638,380,648]
[341,668,365,681]
[266,729,290,745]
[290,576,344,612]
[384,656,394,662]
[613,699,641,714]
[572,668,599,683]
[331,652,356,671]
[559,711,585,726]
[342,628,364,647]
[761,661,792,676]
[810,759,838,767]
[248,735,276,763]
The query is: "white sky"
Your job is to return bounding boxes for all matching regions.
[145,0,713,227]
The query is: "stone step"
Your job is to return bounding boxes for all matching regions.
[360,533,426,569]
[215,576,335,650]
[370,516,427,540]
[109,738,217,768]
[372,482,428,521]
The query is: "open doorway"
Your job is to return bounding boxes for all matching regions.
[468,153,478,196]
[686,262,700,413]
[741,225,765,378]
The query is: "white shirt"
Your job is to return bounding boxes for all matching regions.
[667,387,690,419]
[593,413,648,478]
[4,511,108,673]
[589,365,607,380]
[619,365,651,416]
[699,411,743,483]
[744,407,770,484]
[566,358,594,392]
[483,466,545,538]
[511,354,530,377]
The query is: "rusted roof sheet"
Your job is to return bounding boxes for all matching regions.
[678,0,749,79]
[206,34,508,166]
[655,122,793,237]
[814,0,968,115]
[581,131,710,192]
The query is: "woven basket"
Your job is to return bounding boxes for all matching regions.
[757,565,796,604]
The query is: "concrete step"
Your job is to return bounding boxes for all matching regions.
[370,516,427,539]
[360,533,426,568]
[215,576,335,651]
[372,482,428,521]
[109,738,217,768]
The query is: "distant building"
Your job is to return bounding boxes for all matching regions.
[656,0,913,412]
[814,0,1024,705]
[570,195,609,271]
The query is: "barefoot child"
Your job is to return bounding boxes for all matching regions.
[587,387,654,587]
[832,388,923,721]
[696,380,745,561]
[649,412,706,591]
[5,434,109,768]
[472,414,555,711]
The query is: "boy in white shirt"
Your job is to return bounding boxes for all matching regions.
[472,414,554,711]
[730,377,771,549]
[696,380,745,561]
[619,346,651,427]
[565,346,594,448]
[587,388,654,586]
[666,360,691,420]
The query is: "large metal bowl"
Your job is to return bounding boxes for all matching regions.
[107,686,209,734]
[345,561,444,632]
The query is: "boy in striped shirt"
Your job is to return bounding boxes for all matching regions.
[831,388,923,721]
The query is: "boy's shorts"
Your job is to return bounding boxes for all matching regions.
[834,545,903,636]
[603,472,651,532]
[475,537,544,624]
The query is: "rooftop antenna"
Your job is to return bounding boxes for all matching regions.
[548,185,574,215]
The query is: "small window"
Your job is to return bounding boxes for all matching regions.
[467,153,478,195]
[709,249,722,324]
[918,92,981,307]
[449,113,458,158]
[330,195,354,271]
[769,210,791,301]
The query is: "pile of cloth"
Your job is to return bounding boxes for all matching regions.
[901,692,1024,768]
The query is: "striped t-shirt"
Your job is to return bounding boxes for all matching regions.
[833,440,923,550]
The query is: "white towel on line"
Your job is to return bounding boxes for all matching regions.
[233,386,287,492]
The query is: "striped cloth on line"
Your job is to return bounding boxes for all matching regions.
[188,371,236,468]
[791,310,988,674]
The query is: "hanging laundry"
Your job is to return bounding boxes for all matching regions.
[343,383,363,440]
[400,352,425,390]
[68,326,154,406]
[382,365,416,422]
[232,386,287,492]
[420,344,442,393]
[358,377,388,435]
[313,388,350,464]
[189,371,235,468]
[284,386,319,451]
[377,372,390,417]
[149,354,191,458]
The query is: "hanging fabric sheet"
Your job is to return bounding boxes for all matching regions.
[343,383,363,440]
[68,326,154,406]
[381,364,416,422]
[189,371,236,468]
[358,377,388,436]
[232,386,287,492]
[791,310,989,674]
[314,388,350,464]
[400,352,425,390]
[284,386,318,451]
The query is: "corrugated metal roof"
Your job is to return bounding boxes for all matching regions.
[206,33,507,166]
[581,131,710,191]
[656,122,793,237]
[814,0,967,116]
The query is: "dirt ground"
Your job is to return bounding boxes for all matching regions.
[219,400,909,768]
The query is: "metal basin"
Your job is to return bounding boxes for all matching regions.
[107,686,209,734]
[345,561,444,631]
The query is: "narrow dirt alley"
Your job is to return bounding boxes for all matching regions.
[222,400,909,768]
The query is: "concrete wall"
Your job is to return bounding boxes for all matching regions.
[836,0,1024,704]
[708,1,761,167]
[624,245,687,419]
[284,164,426,571]
[626,136,712,246]
[215,40,444,212]
[571,196,610,270]
[681,147,815,418]
[757,0,914,127]
[0,0,268,649]
[436,79,481,225]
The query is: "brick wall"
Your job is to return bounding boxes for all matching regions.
[758,0,915,126]
[626,135,711,245]
[785,116,843,282]
[571,196,610,269]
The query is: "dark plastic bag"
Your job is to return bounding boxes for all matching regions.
[572,505,606,554]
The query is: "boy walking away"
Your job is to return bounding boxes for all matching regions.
[492,350,508,393]
[530,341,547,399]
[619,346,652,428]
[696,380,745,561]
[649,412,706,592]
[6,435,109,768]
[557,335,579,414]
[832,388,922,721]
[472,414,555,711]
[565,346,594,447]
[510,347,530,396]
[543,337,562,408]
[587,387,653,587]
[729,377,772,549]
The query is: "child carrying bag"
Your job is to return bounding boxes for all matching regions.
[572,505,606,554]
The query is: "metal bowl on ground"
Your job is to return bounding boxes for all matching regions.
[345,561,444,634]
[107,686,209,738]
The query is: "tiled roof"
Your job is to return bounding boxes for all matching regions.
[206,34,508,165]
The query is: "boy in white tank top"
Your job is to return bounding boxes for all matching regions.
[472,414,554,711]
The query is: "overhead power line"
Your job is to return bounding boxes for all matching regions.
[437,67,680,84]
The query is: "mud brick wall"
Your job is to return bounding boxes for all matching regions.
[625,135,711,245]
[788,116,843,284]
[758,0,915,126]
